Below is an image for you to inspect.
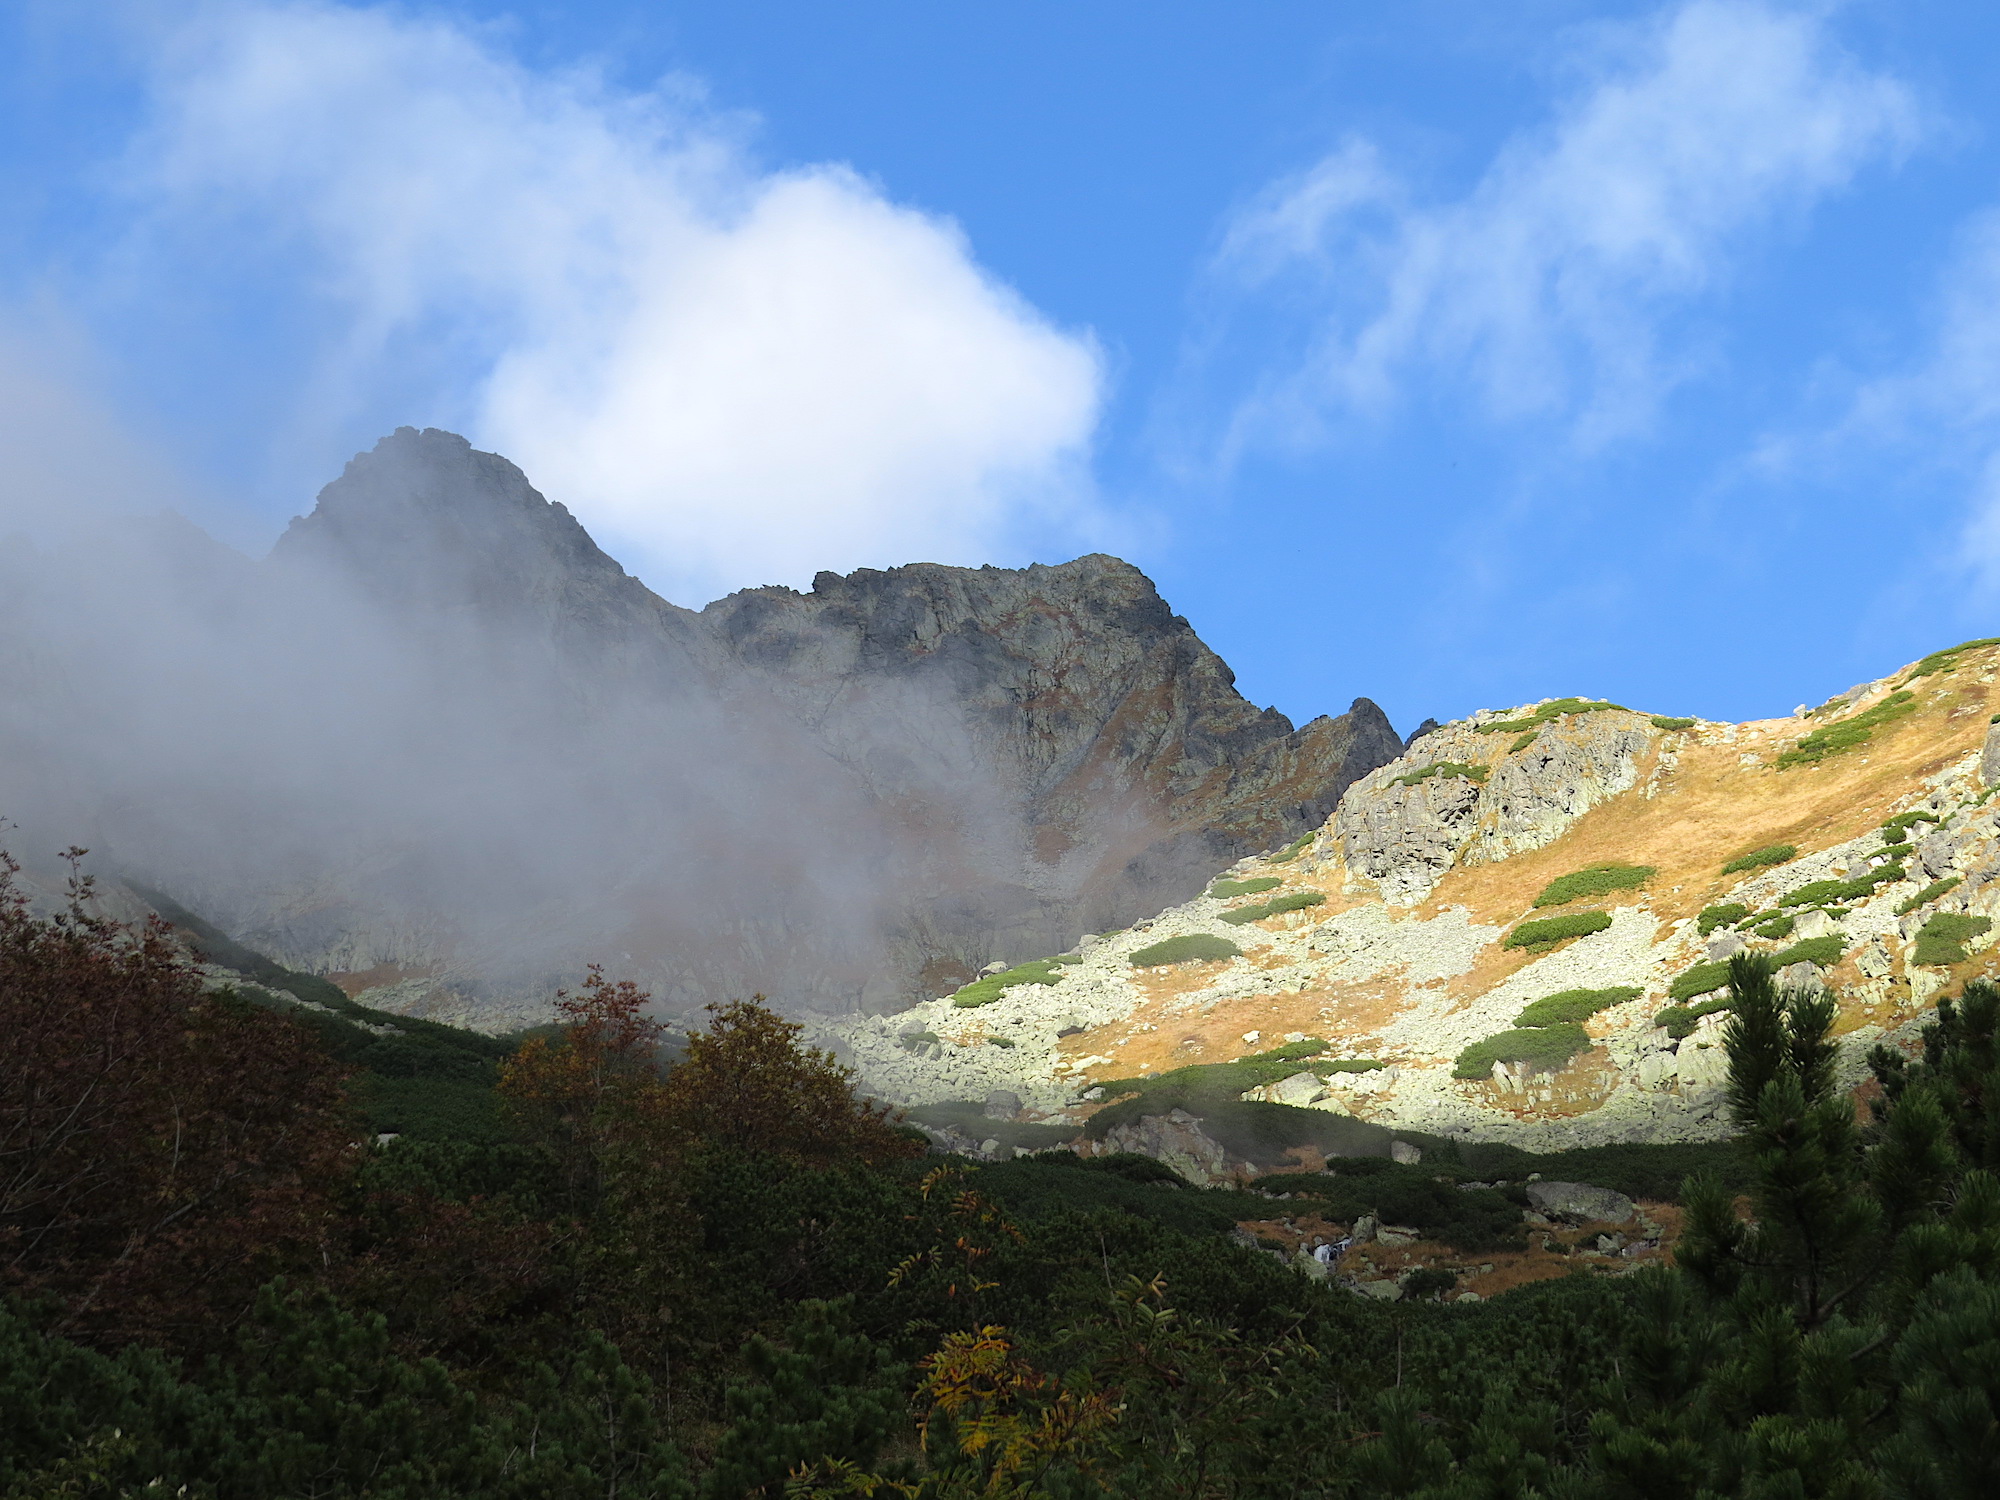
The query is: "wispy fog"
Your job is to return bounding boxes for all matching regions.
[0,428,1175,1028]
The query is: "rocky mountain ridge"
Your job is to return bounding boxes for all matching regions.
[0,428,1400,1023]
[819,642,2000,1172]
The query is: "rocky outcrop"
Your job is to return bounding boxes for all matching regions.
[702,558,1402,971]
[1331,708,1658,905]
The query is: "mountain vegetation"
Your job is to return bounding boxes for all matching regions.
[15,848,2000,1497]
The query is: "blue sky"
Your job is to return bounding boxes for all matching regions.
[4,2,2000,736]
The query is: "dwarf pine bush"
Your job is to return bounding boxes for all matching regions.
[1914,913,1993,967]
[1532,863,1654,908]
[1210,877,1281,899]
[1514,987,1640,1028]
[1723,844,1797,874]
[1129,934,1242,967]
[1503,910,1613,950]
[1777,690,1918,769]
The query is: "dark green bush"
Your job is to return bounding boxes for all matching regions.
[1723,843,1797,873]
[1219,890,1327,925]
[1318,1058,1387,1074]
[1245,1165,1525,1251]
[897,1029,941,1052]
[1770,936,1845,969]
[1532,863,1654,908]
[1268,833,1315,864]
[1129,933,1243,967]
[986,1035,1017,1048]
[1669,962,1732,1001]
[1649,716,1697,731]
[1514,987,1640,1028]
[1453,1138,1752,1203]
[1898,878,1961,916]
[951,957,1073,1008]
[1698,903,1751,935]
[1914,913,1994,966]
[1503,910,1612,950]
[1402,1267,1458,1301]
[1392,761,1490,788]
[1779,865,1902,909]
[1509,732,1538,753]
[1653,995,1734,1038]
[1210,876,1282,898]
[1902,637,2000,682]
[1881,810,1941,843]
[1452,1023,1591,1079]
[1474,698,1627,735]
[1777,690,1918,769]
[1752,915,1796,939]
[1240,1038,1328,1065]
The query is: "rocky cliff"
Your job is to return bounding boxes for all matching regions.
[0,428,1400,1023]
[821,645,2000,1166]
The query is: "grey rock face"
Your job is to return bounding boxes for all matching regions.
[60,427,1402,1021]
[1095,1109,1231,1187]
[1983,722,2000,788]
[701,556,1404,962]
[1333,708,1657,904]
[1524,1180,1636,1225]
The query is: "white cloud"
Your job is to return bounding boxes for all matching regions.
[130,1,1103,600]
[1216,0,1917,450]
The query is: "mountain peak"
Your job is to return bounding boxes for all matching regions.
[272,428,640,616]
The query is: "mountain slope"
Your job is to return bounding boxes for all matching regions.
[823,644,2000,1160]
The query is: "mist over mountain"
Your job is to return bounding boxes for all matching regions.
[0,427,1399,1025]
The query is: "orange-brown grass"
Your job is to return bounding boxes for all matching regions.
[1416,672,1997,937]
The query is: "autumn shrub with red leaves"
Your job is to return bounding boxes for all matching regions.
[0,851,355,1348]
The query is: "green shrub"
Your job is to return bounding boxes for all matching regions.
[1210,876,1282,898]
[1649,716,1697,731]
[1514,986,1640,1028]
[1268,833,1314,864]
[1129,933,1243,967]
[1777,690,1918,769]
[1752,915,1795,939]
[1902,637,2000,683]
[1532,863,1655,908]
[1219,890,1327,925]
[1474,698,1627,735]
[1503,909,1613,950]
[897,1029,941,1052]
[1778,866,1903,909]
[1453,1023,1592,1079]
[1402,1267,1458,1301]
[1914,913,1994,967]
[1247,1165,1525,1251]
[1898,878,1961,916]
[1723,844,1796,873]
[1453,1138,1752,1203]
[1653,995,1734,1039]
[1509,732,1538,753]
[1392,761,1491,788]
[951,958,1073,1008]
[1669,962,1732,1001]
[1698,903,1751,935]
[1881,810,1941,843]
[1239,1038,1328,1065]
[1771,936,1845,969]
[986,1035,1017,1048]
[1317,1058,1387,1074]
